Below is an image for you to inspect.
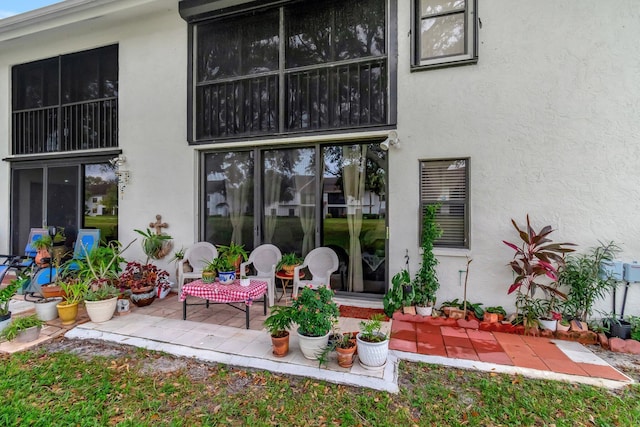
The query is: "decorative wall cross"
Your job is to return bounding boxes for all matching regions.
[149,214,169,235]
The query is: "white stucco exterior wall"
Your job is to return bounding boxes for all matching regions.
[393,0,640,315]
[0,0,191,270]
[1,0,639,317]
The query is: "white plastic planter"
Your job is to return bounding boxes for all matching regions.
[297,329,330,360]
[356,332,389,368]
[85,296,118,323]
[35,298,62,321]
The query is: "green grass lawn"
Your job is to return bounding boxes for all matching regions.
[1,343,638,426]
[206,216,385,255]
[84,215,118,241]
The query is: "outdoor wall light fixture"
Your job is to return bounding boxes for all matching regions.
[110,154,130,198]
[380,130,399,151]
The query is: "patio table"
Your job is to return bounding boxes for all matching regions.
[180,278,267,329]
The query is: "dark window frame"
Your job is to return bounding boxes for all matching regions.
[184,0,397,144]
[419,157,470,248]
[411,0,478,71]
[11,44,119,155]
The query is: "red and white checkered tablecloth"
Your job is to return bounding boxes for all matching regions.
[180,279,267,306]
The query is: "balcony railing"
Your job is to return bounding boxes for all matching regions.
[194,58,387,140]
[12,98,118,155]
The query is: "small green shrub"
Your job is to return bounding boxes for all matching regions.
[1,314,44,341]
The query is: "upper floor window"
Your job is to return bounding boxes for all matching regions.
[412,0,478,70]
[11,45,118,155]
[420,158,469,248]
[190,0,389,142]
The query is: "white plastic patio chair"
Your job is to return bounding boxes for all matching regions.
[292,247,339,298]
[240,244,281,307]
[178,242,218,294]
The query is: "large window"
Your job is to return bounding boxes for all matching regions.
[412,0,478,70]
[191,0,389,142]
[420,159,469,248]
[11,45,118,155]
[201,143,388,295]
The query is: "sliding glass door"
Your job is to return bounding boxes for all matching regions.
[322,144,387,294]
[262,148,316,255]
[203,142,387,296]
[11,160,118,254]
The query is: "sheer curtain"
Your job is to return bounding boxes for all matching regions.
[263,168,282,244]
[295,175,315,256]
[342,145,367,292]
[226,163,249,245]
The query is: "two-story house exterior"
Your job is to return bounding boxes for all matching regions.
[1,0,639,314]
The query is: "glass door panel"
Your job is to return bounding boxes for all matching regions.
[262,148,316,256]
[204,151,255,250]
[84,163,118,242]
[11,168,43,254]
[322,144,387,294]
[46,166,78,251]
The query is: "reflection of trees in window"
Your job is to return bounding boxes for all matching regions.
[324,144,386,215]
[286,0,385,67]
[193,0,388,140]
[198,12,279,81]
[418,0,468,60]
[12,45,118,155]
[205,152,255,246]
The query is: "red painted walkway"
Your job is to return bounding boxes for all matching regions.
[389,319,630,383]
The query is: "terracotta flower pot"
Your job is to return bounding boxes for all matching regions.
[35,249,50,267]
[484,312,499,323]
[271,332,290,357]
[336,344,357,368]
[41,285,65,299]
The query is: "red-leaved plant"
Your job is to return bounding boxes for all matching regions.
[503,215,575,300]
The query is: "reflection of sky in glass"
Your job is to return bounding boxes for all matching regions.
[86,164,116,182]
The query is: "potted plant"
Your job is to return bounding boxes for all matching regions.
[217,242,248,274]
[31,237,52,267]
[170,247,187,278]
[56,278,89,325]
[291,286,340,360]
[212,256,236,284]
[557,318,571,332]
[484,306,507,323]
[276,253,303,275]
[34,295,63,322]
[264,305,294,357]
[413,204,442,316]
[334,332,358,368]
[69,240,129,285]
[356,313,389,369]
[134,228,173,261]
[0,277,23,334]
[84,283,120,323]
[119,261,168,306]
[201,259,217,283]
[402,285,416,315]
[383,270,410,317]
[47,228,67,264]
[603,316,632,340]
[1,314,44,343]
[503,215,575,332]
[557,241,620,323]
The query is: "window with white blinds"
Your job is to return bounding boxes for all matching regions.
[420,159,469,248]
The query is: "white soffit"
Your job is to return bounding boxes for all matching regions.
[0,0,173,43]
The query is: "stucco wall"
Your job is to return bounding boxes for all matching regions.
[0,1,191,271]
[393,0,640,315]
